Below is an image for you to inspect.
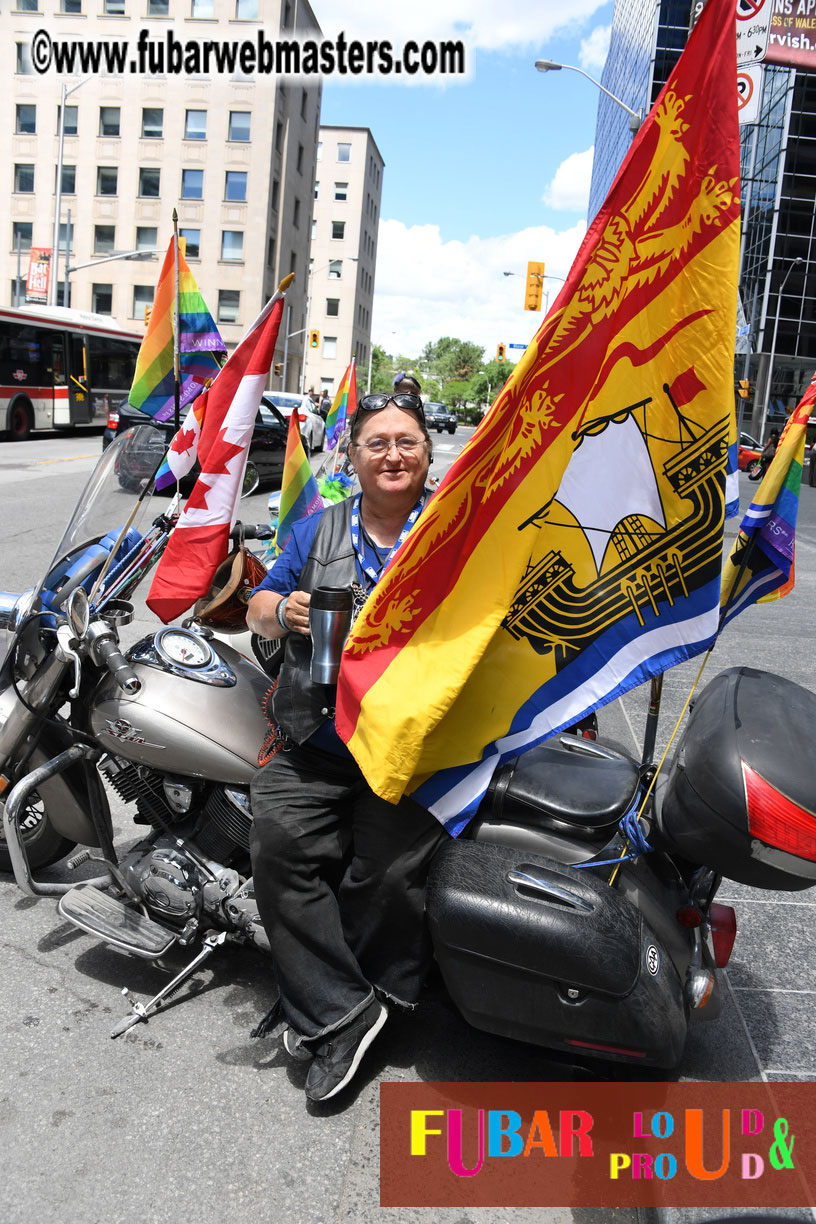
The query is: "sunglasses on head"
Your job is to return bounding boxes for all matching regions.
[357,393,425,420]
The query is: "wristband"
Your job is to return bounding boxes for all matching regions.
[276,596,291,632]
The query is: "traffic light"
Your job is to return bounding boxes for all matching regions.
[309,329,320,349]
[737,378,751,399]
[274,363,283,376]
[144,305,152,327]
[496,343,506,362]
[524,261,546,311]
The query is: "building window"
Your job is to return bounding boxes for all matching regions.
[267,236,275,268]
[103,0,125,13]
[282,0,291,25]
[316,140,322,161]
[61,0,82,10]
[94,225,116,254]
[147,0,168,11]
[58,104,78,135]
[296,143,304,173]
[322,336,337,359]
[184,109,207,140]
[12,222,33,253]
[326,298,339,317]
[229,111,251,142]
[18,0,39,9]
[136,226,157,251]
[99,106,121,137]
[337,143,351,162]
[328,260,342,279]
[55,165,75,194]
[191,0,213,15]
[331,221,345,240]
[15,104,36,135]
[16,43,33,74]
[311,220,317,240]
[235,0,257,15]
[314,181,319,200]
[14,164,34,193]
[300,88,308,119]
[293,198,300,228]
[221,230,243,261]
[141,107,163,138]
[271,178,279,210]
[289,250,297,275]
[218,289,240,323]
[224,171,247,201]
[139,168,161,197]
[133,285,154,318]
[97,166,118,195]
[275,122,283,153]
[181,169,203,199]
[92,284,113,314]
[179,228,200,258]
[334,182,348,201]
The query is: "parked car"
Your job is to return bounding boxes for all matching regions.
[423,401,458,434]
[104,398,288,493]
[265,391,326,454]
[737,430,762,471]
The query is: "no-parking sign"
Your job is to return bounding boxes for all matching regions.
[736,0,770,65]
[737,63,763,123]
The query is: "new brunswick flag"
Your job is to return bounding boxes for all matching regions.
[720,373,815,625]
[335,0,741,831]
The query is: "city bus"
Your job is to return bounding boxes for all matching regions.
[0,305,142,441]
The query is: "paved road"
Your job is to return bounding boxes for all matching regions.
[0,430,814,1223]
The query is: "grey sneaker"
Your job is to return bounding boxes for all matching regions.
[283,1027,313,1063]
[304,1000,388,1102]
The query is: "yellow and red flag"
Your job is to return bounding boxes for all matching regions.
[335,0,741,831]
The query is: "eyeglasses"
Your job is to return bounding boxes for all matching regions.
[357,393,425,420]
[353,436,426,456]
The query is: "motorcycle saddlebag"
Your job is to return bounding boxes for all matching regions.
[657,667,816,891]
[427,839,687,1067]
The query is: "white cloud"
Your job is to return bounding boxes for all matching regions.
[370,217,587,359]
[542,146,594,212]
[578,24,611,72]
[311,0,609,53]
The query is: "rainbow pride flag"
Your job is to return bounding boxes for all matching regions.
[128,237,225,423]
[326,358,357,449]
[720,373,815,625]
[276,410,323,554]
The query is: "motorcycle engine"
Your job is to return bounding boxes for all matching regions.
[122,841,205,922]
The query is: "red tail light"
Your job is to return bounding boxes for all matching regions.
[106,408,119,430]
[743,760,816,861]
[709,903,737,967]
[297,411,309,422]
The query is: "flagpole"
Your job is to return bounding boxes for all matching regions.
[172,209,181,436]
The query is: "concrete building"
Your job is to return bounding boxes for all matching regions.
[4,0,321,381]
[302,125,383,398]
[587,0,816,440]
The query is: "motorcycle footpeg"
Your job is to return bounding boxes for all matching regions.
[57,884,178,959]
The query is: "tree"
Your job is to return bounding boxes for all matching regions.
[421,337,484,385]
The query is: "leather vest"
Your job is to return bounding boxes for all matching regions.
[271,498,357,743]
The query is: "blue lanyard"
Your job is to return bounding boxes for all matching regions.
[349,492,424,590]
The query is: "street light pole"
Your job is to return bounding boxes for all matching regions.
[534,60,643,132]
[50,76,91,306]
[758,256,804,443]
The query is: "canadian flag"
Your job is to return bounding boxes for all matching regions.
[146,280,290,624]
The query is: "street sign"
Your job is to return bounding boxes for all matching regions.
[736,0,770,66]
[508,343,527,350]
[737,63,763,124]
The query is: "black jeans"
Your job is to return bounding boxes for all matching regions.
[249,741,447,1040]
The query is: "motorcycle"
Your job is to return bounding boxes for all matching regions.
[2,426,815,1065]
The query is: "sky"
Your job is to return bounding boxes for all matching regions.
[311,0,614,363]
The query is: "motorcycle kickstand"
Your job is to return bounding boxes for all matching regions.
[110,930,227,1039]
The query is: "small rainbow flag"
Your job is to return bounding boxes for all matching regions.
[276,409,323,554]
[325,357,357,450]
[128,237,225,423]
[720,372,815,625]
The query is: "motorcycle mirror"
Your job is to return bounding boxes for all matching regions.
[241,461,260,498]
[66,586,90,639]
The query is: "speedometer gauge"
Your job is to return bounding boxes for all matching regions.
[154,628,214,669]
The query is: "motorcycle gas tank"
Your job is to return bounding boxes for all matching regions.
[89,634,270,784]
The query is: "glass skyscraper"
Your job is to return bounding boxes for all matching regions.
[588,0,816,438]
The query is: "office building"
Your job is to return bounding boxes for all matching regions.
[4,0,321,380]
[302,125,383,398]
[587,0,816,437]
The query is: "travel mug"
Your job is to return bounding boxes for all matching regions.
[309,586,354,684]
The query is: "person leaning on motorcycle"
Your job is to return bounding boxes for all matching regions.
[245,376,446,1103]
